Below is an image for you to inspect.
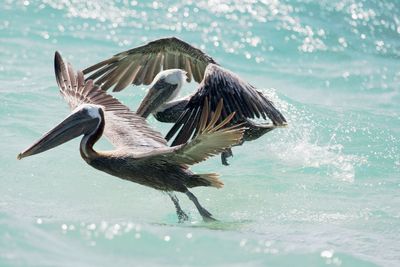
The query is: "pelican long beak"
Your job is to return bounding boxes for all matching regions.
[17,108,99,160]
[136,85,163,118]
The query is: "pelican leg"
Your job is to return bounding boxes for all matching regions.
[221,148,233,166]
[167,192,189,223]
[185,190,217,222]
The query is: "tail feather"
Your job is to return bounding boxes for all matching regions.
[187,173,224,189]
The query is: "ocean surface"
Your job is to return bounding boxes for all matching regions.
[1,0,399,266]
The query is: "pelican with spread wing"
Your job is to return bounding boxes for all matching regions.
[83,37,287,166]
[17,52,245,222]
[83,37,287,165]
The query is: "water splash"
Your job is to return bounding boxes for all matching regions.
[262,88,367,182]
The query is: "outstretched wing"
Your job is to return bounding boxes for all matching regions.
[54,51,167,151]
[83,37,217,91]
[136,99,245,165]
[165,64,287,146]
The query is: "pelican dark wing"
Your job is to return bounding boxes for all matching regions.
[54,51,167,151]
[138,99,243,166]
[83,37,217,91]
[165,64,287,146]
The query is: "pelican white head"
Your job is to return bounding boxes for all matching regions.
[154,69,187,86]
[72,104,103,120]
[17,103,105,160]
[137,69,188,118]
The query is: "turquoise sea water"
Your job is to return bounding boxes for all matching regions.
[1,0,399,266]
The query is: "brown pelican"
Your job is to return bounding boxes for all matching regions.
[17,52,245,222]
[83,37,287,165]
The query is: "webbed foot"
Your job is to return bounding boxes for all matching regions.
[221,148,233,166]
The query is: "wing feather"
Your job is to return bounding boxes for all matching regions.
[183,56,193,82]
[85,63,117,81]
[166,99,244,165]
[143,55,157,85]
[83,37,217,91]
[54,51,167,151]
[114,61,139,92]
[138,99,245,166]
[167,64,287,146]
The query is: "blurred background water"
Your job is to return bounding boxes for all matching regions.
[0,0,399,266]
